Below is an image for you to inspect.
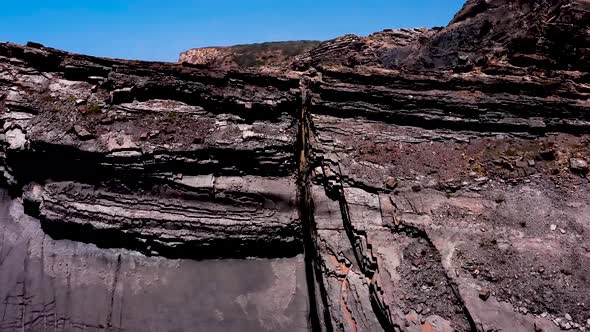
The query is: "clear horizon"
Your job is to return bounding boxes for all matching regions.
[1,1,466,61]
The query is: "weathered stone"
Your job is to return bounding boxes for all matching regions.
[73,124,93,140]
[479,288,491,301]
[385,177,399,190]
[4,128,27,150]
[570,158,589,174]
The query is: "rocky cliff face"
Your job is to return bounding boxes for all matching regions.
[1,0,590,331]
[297,0,590,72]
[179,40,321,70]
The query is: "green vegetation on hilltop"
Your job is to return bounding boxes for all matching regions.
[231,40,322,67]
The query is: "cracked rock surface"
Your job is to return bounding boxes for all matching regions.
[2,0,590,331]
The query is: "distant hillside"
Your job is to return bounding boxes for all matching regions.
[179,40,322,70]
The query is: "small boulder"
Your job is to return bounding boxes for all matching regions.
[73,125,93,140]
[149,130,160,139]
[385,177,398,190]
[5,128,27,150]
[570,158,588,174]
[475,176,489,183]
[100,116,114,125]
[479,288,491,301]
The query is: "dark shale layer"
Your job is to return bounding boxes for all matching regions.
[2,0,590,331]
[0,190,310,331]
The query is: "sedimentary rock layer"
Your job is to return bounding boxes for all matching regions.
[300,1,590,331]
[0,191,309,332]
[23,177,301,259]
[0,41,302,259]
[307,115,590,331]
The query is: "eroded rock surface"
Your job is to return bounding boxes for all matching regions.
[1,0,590,331]
[0,190,309,332]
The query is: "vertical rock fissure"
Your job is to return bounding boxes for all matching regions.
[298,72,397,332]
[106,254,122,330]
[298,76,327,332]
[298,73,397,332]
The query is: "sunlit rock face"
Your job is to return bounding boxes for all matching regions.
[1,0,590,331]
[179,41,321,71]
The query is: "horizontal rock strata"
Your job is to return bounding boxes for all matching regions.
[0,191,309,332]
[0,42,302,259]
[23,177,300,259]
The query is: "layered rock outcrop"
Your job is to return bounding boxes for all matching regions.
[1,0,590,331]
[0,41,310,331]
[0,41,302,258]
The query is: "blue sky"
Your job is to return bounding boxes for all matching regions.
[1,1,466,62]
